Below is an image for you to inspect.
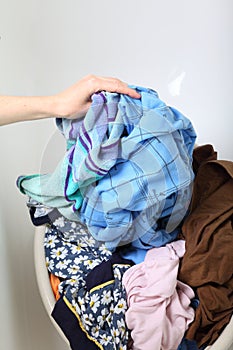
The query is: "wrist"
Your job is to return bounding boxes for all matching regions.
[51,94,71,119]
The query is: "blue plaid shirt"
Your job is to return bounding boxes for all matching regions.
[17,85,196,249]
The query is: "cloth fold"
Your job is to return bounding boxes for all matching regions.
[178,147,233,347]
[122,240,195,350]
[17,86,196,250]
[44,215,133,349]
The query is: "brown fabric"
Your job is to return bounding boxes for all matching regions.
[178,147,233,347]
[192,144,217,175]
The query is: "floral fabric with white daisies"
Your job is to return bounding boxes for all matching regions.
[44,215,131,349]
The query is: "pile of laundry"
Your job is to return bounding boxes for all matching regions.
[17,86,233,350]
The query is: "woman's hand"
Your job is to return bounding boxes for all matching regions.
[53,74,141,119]
[0,74,140,126]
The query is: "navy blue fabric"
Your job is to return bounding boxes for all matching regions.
[177,338,201,350]
[52,297,99,350]
[85,252,134,291]
[29,206,61,226]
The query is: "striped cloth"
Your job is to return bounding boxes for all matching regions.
[17,85,196,249]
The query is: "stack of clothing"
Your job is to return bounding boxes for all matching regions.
[17,86,233,350]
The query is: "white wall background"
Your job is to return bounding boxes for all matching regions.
[0,0,232,349]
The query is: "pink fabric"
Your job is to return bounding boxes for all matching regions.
[122,240,195,350]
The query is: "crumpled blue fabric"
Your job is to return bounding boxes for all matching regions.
[177,338,202,350]
[17,85,196,249]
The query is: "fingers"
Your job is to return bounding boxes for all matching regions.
[113,80,141,99]
[87,75,141,99]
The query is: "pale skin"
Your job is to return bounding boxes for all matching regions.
[0,74,141,126]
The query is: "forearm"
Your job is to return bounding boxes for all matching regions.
[0,75,140,127]
[0,95,58,126]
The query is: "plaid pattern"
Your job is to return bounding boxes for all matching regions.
[17,86,196,249]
